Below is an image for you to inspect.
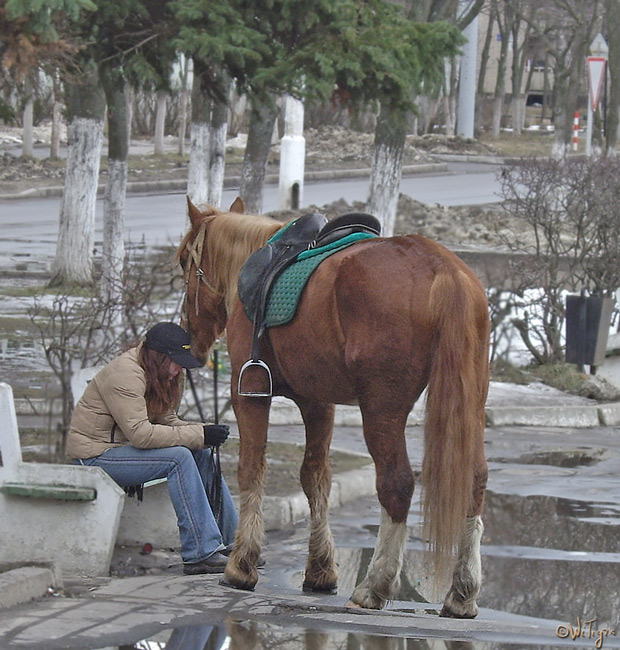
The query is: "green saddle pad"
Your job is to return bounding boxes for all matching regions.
[264,232,376,327]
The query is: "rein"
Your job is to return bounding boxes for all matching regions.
[187,368,224,525]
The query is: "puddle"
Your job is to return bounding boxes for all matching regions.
[85,620,548,649]
[515,449,607,468]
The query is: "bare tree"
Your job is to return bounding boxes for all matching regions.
[506,0,602,157]
[100,63,129,309]
[239,99,280,214]
[490,0,511,138]
[50,70,62,159]
[50,68,106,288]
[508,4,534,135]
[177,55,190,156]
[154,88,167,155]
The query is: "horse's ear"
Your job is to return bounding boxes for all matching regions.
[230,197,245,214]
[186,197,203,228]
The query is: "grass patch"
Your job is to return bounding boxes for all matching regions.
[526,363,591,394]
[479,130,555,158]
[0,315,37,330]
[491,358,590,395]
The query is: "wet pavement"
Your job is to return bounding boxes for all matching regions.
[1,414,620,650]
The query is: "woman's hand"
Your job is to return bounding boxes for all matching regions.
[203,424,230,447]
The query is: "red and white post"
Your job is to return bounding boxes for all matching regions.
[572,112,580,151]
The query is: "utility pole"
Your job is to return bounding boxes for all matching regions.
[457,3,479,139]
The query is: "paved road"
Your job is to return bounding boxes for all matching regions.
[0,163,502,272]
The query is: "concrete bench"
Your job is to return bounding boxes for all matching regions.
[0,382,125,576]
[70,368,179,549]
[0,482,97,500]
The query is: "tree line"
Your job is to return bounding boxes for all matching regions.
[2,0,470,291]
[1,0,619,294]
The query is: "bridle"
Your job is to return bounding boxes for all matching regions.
[180,220,223,321]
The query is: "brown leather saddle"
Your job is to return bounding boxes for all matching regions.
[237,211,381,397]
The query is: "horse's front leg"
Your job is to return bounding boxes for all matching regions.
[296,398,338,594]
[221,397,270,591]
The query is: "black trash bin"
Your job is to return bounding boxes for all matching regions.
[565,293,614,372]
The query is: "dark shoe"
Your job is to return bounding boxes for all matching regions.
[183,552,228,575]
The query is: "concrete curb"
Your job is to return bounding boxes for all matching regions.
[16,395,619,430]
[262,464,376,531]
[0,162,449,201]
[249,396,620,430]
[0,564,62,610]
[485,405,601,429]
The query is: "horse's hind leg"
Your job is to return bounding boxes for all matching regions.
[296,398,339,594]
[440,441,488,618]
[347,410,414,610]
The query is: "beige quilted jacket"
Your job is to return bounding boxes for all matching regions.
[66,345,204,460]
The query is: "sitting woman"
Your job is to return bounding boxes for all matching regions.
[67,321,237,575]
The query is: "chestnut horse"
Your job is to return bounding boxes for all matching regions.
[177,197,490,617]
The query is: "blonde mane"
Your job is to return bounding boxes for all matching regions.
[177,208,283,317]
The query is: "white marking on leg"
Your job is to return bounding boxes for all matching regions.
[348,507,408,609]
[442,515,483,618]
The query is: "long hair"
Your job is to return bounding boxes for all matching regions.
[138,345,183,419]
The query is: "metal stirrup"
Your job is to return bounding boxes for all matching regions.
[237,358,273,397]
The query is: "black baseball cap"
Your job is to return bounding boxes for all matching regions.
[144,322,202,369]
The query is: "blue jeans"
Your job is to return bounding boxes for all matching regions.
[79,446,238,564]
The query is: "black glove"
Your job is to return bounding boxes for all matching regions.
[203,424,230,447]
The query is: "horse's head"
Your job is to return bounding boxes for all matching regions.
[175,197,282,365]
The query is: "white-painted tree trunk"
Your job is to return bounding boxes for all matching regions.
[101,159,127,308]
[51,117,104,286]
[366,143,403,237]
[208,120,227,207]
[513,95,526,135]
[154,90,167,155]
[188,121,210,205]
[178,88,189,157]
[491,96,503,138]
[22,95,34,158]
[50,96,62,159]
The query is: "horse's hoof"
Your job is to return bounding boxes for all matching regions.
[302,581,338,595]
[439,604,478,619]
[344,599,362,608]
[219,577,255,592]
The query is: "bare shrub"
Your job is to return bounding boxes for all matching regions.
[28,245,181,459]
[497,157,620,364]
